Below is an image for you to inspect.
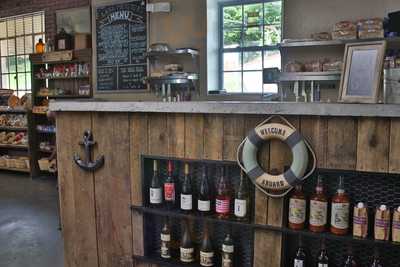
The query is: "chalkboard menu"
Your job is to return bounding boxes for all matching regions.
[95,0,147,91]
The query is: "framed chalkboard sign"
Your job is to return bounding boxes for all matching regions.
[93,0,148,92]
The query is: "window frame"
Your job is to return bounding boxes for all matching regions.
[218,0,282,95]
[0,11,45,96]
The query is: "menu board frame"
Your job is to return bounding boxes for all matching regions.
[92,0,149,93]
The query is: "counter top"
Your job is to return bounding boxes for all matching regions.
[49,100,400,117]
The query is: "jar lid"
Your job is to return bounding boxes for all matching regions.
[357,202,365,208]
[379,204,387,211]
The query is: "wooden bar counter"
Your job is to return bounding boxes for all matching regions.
[51,101,400,267]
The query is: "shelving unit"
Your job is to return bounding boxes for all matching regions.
[279,36,400,48]
[29,49,92,177]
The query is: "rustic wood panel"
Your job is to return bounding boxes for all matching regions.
[57,112,98,267]
[148,114,168,156]
[223,115,245,161]
[203,114,223,160]
[389,119,400,173]
[326,118,357,170]
[357,118,390,173]
[167,114,185,158]
[93,113,133,267]
[184,114,204,159]
[130,114,149,258]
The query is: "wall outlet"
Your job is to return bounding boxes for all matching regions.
[146,2,171,13]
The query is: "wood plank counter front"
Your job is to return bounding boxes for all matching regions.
[52,101,400,267]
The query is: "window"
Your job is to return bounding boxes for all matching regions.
[0,12,45,97]
[220,0,282,94]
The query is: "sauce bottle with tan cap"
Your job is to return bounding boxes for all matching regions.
[288,184,306,230]
[330,176,350,235]
[309,176,328,233]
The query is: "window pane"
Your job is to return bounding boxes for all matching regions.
[2,74,9,88]
[17,56,25,72]
[17,73,26,89]
[16,18,24,36]
[244,3,262,26]
[24,55,31,72]
[243,51,262,70]
[223,5,242,27]
[8,39,15,56]
[264,1,282,25]
[8,56,16,73]
[243,26,263,47]
[25,36,33,54]
[33,15,43,33]
[243,71,263,93]
[264,50,281,70]
[223,52,241,71]
[1,57,8,73]
[7,19,15,37]
[264,25,281,45]
[264,84,278,94]
[16,37,24,55]
[1,40,7,57]
[0,22,6,39]
[9,74,17,90]
[24,16,33,34]
[224,72,242,93]
[223,28,241,48]
[26,73,31,90]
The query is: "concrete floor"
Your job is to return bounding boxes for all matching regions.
[0,173,63,267]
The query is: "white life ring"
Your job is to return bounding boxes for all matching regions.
[238,120,311,196]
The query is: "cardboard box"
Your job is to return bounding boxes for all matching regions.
[74,34,91,50]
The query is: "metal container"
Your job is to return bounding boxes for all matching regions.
[384,68,400,104]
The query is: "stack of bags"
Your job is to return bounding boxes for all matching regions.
[332,21,357,40]
[357,18,384,39]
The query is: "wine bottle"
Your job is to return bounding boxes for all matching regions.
[180,163,193,212]
[149,160,163,206]
[316,239,329,267]
[216,166,231,219]
[331,176,350,235]
[370,248,383,267]
[200,224,214,266]
[343,245,359,267]
[164,161,176,208]
[180,220,195,263]
[288,184,306,230]
[309,175,328,233]
[198,165,211,214]
[234,171,250,221]
[293,236,307,267]
[221,234,234,267]
[160,219,171,259]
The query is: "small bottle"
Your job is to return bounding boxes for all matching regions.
[46,38,54,52]
[293,236,307,267]
[234,171,250,221]
[180,163,193,212]
[343,245,359,267]
[149,160,162,206]
[374,204,391,241]
[164,161,176,209]
[160,219,171,259]
[200,224,214,267]
[309,175,328,233]
[330,176,350,236]
[316,239,329,267]
[370,248,383,267]
[221,234,234,267]
[180,220,195,263]
[215,166,231,219]
[288,184,306,230]
[35,38,45,53]
[198,165,211,214]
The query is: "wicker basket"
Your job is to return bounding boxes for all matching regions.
[0,157,6,167]
[15,158,27,169]
[38,158,50,171]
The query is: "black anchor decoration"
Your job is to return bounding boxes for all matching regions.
[73,130,105,172]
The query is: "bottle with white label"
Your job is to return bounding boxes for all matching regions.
[200,224,214,266]
[221,234,234,267]
[149,160,163,207]
[288,184,306,230]
[180,220,195,263]
[160,219,171,259]
[316,238,329,267]
[330,176,350,236]
[198,165,211,214]
[234,171,249,221]
[293,236,306,267]
[180,163,193,212]
[309,176,328,233]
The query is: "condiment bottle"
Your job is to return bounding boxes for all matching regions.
[343,245,359,267]
[288,184,306,230]
[309,176,328,233]
[200,224,214,266]
[234,171,250,221]
[221,234,234,267]
[316,238,329,267]
[216,166,231,219]
[370,248,383,267]
[180,163,193,212]
[293,235,307,267]
[149,160,162,207]
[330,176,350,235]
[35,38,45,53]
[374,204,390,241]
[392,206,400,242]
[198,165,211,215]
[353,202,368,238]
[160,219,171,259]
[180,220,195,263]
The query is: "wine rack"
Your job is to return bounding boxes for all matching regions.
[132,155,400,267]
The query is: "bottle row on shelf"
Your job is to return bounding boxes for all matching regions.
[288,176,400,242]
[293,237,383,267]
[160,219,234,267]
[148,160,250,221]
[35,63,90,79]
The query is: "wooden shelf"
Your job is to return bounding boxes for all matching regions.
[0,108,26,114]
[279,36,400,48]
[36,95,91,99]
[0,144,28,149]
[0,126,28,131]
[133,255,202,267]
[0,166,30,173]
[34,75,89,80]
